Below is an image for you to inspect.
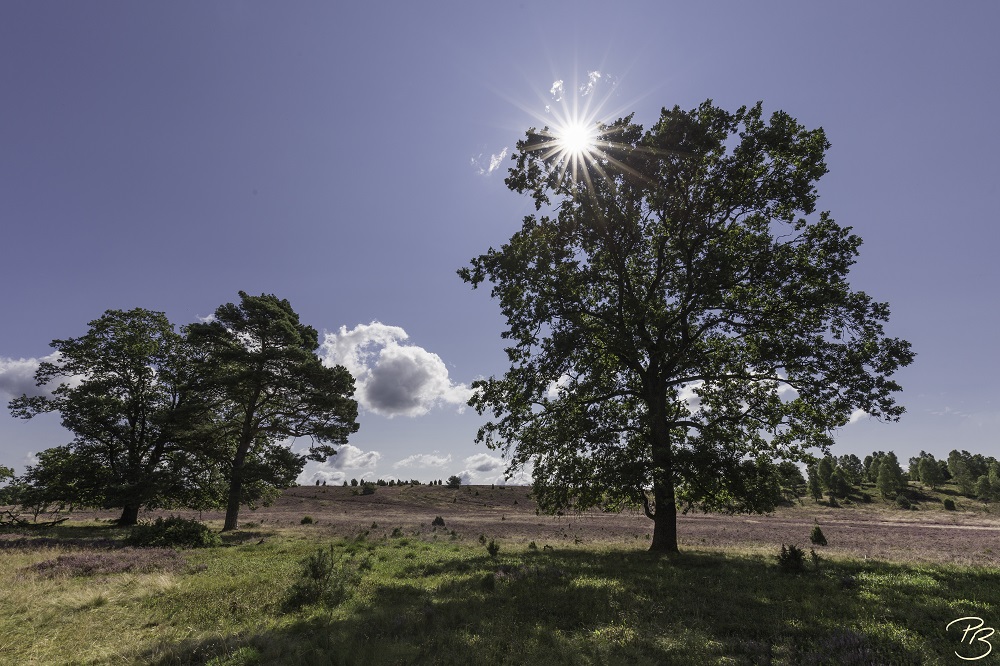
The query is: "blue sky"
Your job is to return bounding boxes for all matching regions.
[2,2,998,484]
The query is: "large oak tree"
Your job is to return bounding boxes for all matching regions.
[186,292,359,531]
[8,309,199,524]
[460,100,914,553]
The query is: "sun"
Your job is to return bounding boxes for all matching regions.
[509,69,632,191]
[553,119,598,161]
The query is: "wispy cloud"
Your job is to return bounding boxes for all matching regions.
[579,70,601,96]
[320,322,473,418]
[549,79,565,102]
[394,452,452,469]
[471,147,508,176]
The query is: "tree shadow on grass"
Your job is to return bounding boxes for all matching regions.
[138,547,984,665]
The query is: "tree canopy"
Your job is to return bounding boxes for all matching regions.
[186,291,359,530]
[460,100,914,553]
[8,309,197,524]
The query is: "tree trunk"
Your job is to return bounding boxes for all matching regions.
[222,444,249,531]
[647,399,679,554]
[648,473,679,554]
[117,504,140,526]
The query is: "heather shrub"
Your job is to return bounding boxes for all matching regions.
[125,516,221,548]
[29,548,186,578]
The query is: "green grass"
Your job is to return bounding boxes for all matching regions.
[1,522,998,664]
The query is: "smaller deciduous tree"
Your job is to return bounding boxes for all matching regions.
[876,452,904,499]
[865,452,886,484]
[975,475,992,503]
[830,469,851,499]
[807,466,823,503]
[817,456,835,491]
[447,475,462,488]
[917,456,943,489]
[837,454,864,487]
[775,461,806,501]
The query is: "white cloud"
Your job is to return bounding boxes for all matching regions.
[301,444,382,485]
[579,70,601,96]
[677,381,704,412]
[549,79,565,101]
[471,147,508,176]
[327,444,382,471]
[0,352,70,399]
[464,452,503,473]
[321,322,473,418]
[848,409,868,424]
[394,452,452,469]
[488,148,507,173]
[544,373,571,401]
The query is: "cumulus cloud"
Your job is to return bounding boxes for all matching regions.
[394,452,452,469]
[464,453,503,473]
[301,444,382,485]
[320,322,473,418]
[0,352,70,399]
[326,444,382,471]
[848,409,868,425]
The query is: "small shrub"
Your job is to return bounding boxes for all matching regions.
[527,541,537,550]
[300,516,314,525]
[361,483,376,496]
[896,495,911,510]
[478,534,487,545]
[810,523,827,546]
[944,498,956,511]
[125,516,221,549]
[860,492,872,503]
[284,545,364,610]
[486,538,500,558]
[391,527,404,538]
[431,516,445,527]
[810,548,821,571]
[777,544,806,572]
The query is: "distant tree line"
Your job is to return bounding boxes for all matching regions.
[334,477,462,487]
[797,449,1000,506]
[0,292,359,530]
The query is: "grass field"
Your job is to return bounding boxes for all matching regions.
[2,483,999,665]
